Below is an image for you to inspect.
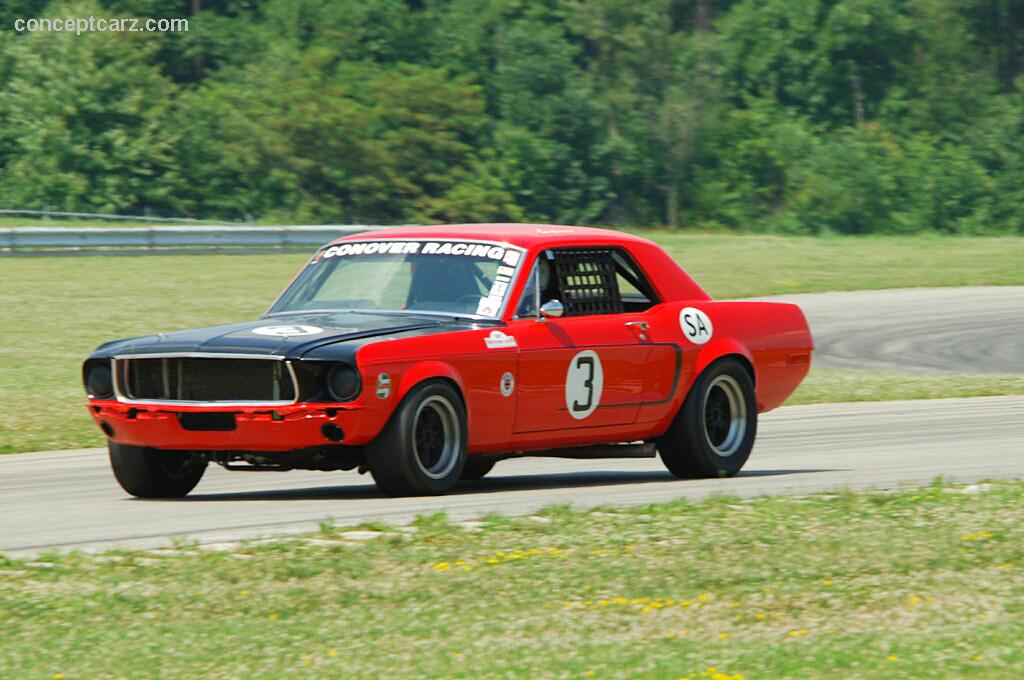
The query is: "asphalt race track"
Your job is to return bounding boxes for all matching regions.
[763,286,1024,374]
[1,287,1022,557]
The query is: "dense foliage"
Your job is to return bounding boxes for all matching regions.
[1,0,1023,233]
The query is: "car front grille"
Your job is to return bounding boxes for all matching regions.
[119,357,296,403]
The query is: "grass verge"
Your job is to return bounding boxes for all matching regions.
[2,481,1022,678]
[1,233,1022,453]
[789,370,1024,405]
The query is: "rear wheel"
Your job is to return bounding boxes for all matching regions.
[108,442,207,498]
[368,380,467,496]
[460,456,496,481]
[656,358,757,478]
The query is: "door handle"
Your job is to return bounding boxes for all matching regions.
[625,321,649,340]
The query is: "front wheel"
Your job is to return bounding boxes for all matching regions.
[368,380,468,496]
[108,442,207,498]
[656,358,757,478]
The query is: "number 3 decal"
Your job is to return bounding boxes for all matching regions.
[565,350,604,420]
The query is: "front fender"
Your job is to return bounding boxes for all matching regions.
[395,360,466,403]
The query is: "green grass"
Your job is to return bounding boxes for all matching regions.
[636,231,1024,298]
[2,481,1023,678]
[1,232,1022,454]
[789,370,1024,405]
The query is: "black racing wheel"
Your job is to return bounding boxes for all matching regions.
[367,380,468,496]
[108,442,207,498]
[656,358,757,478]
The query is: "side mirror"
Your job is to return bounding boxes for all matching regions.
[539,299,564,319]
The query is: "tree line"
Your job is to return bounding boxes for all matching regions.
[1,0,1023,234]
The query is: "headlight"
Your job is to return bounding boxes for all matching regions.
[327,364,361,402]
[85,361,114,399]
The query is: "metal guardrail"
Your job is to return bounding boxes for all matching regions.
[0,225,396,250]
[0,209,210,223]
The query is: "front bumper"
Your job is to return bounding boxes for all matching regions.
[87,400,371,451]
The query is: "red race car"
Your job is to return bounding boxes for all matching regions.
[83,224,813,497]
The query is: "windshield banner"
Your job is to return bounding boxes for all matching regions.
[321,240,523,267]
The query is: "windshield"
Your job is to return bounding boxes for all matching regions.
[270,239,525,318]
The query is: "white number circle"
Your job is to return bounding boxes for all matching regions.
[565,350,603,420]
[679,308,713,345]
[251,324,323,337]
[499,371,515,398]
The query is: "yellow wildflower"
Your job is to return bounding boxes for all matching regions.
[821,579,833,586]
[719,632,730,640]
[886,655,899,662]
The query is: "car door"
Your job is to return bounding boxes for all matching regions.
[507,247,656,434]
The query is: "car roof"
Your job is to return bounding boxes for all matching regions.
[329,223,656,250]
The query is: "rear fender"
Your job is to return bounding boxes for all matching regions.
[692,338,754,381]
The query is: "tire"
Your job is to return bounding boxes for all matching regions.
[460,456,496,481]
[108,441,207,498]
[368,380,468,496]
[656,358,757,479]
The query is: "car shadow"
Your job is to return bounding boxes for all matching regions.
[172,467,839,502]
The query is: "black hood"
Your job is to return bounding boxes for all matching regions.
[89,311,478,360]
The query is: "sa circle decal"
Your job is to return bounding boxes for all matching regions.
[565,350,603,420]
[679,307,713,345]
[251,325,323,337]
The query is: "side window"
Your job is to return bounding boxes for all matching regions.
[515,248,659,318]
[550,249,624,316]
[612,251,658,312]
[515,260,539,317]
